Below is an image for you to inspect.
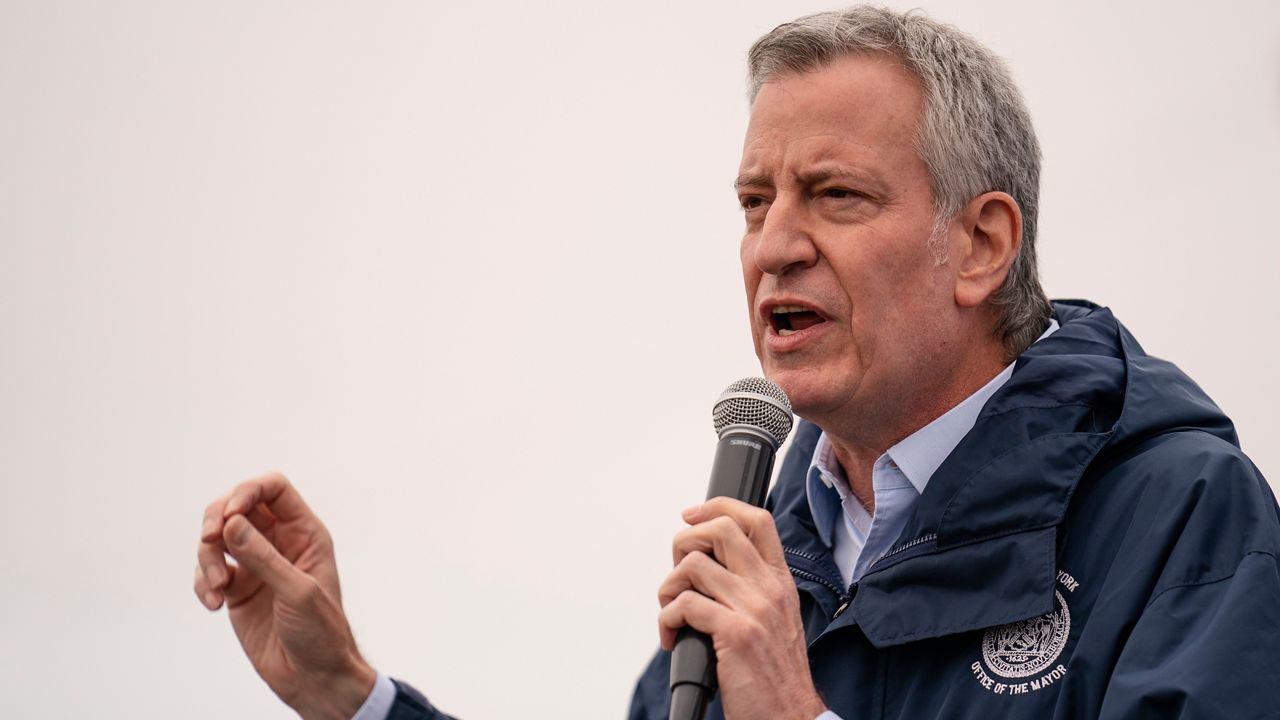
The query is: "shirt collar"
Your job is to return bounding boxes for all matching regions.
[805,319,1060,548]
[805,433,843,548]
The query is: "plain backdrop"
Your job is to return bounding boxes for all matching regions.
[2,0,1278,717]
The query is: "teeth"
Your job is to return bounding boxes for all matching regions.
[772,305,811,314]
[778,328,797,336]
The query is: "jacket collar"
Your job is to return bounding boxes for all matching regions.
[771,302,1130,647]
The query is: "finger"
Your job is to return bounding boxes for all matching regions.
[194,565,223,610]
[201,492,232,543]
[658,589,730,651]
[197,536,229,590]
[198,493,233,590]
[222,513,308,604]
[245,503,278,540]
[197,481,283,592]
[683,497,786,567]
[220,562,259,606]
[671,515,765,574]
[224,471,314,524]
[658,550,744,608]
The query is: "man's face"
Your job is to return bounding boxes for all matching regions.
[737,54,961,429]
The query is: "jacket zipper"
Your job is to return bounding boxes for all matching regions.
[789,565,846,599]
[784,547,846,596]
[832,585,856,619]
[786,533,938,621]
[784,546,855,619]
[870,532,938,568]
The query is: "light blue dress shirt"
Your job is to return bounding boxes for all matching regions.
[356,322,1058,720]
[353,672,397,720]
[809,319,1057,720]
[806,349,1022,589]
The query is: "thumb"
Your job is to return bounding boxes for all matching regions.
[223,514,307,600]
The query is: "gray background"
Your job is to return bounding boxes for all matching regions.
[2,0,1277,717]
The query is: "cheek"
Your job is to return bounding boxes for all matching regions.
[740,239,763,314]
[739,233,756,274]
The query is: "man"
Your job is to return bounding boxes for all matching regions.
[195,6,1280,719]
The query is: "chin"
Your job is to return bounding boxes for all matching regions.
[762,365,848,423]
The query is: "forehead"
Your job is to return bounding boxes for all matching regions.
[739,53,924,178]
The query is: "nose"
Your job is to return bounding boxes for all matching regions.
[750,194,818,276]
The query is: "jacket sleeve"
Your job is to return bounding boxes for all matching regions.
[628,649,672,720]
[1098,549,1280,718]
[386,679,459,720]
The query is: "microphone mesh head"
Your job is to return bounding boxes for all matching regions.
[712,377,794,447]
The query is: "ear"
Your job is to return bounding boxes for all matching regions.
[952,191,1022,309]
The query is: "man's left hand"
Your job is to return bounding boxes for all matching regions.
[658,497,828,720]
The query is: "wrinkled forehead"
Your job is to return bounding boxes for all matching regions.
[739,55,925,179]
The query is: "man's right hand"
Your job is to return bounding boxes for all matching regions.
[194,471,376,720]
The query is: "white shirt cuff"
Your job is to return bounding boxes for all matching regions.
[350,671,397,720]
[816,712,842,720]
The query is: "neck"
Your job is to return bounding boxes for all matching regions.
[819,341,1007,512]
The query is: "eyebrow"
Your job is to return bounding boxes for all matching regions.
[733,173,772,190]
[733,165,880,191]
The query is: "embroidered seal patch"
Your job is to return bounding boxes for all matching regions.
[970,570,1080,696]
[982,589,1071,678]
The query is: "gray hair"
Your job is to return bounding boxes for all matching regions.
[748,6,1051,359]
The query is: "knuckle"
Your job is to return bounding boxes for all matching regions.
[684,550,713,571]
[744,506,771,531]
[255,470,290,495]
[657,602,679,628]
[675,589,701,608]
[657,577,680,605]
[703,497,732,515]
[672,528,706,562]
[232,478,260,498]
[709,515,736,534]
[196,546,218,568]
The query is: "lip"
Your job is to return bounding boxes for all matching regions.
[763,318,831,353]
[758,297,832,353]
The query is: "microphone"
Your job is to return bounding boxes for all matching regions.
[669,377,794,720]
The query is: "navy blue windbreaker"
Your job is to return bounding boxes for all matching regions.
[389,301,1280,718]
[628,301,1280,719]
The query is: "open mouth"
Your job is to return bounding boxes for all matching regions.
[769,305,827,336]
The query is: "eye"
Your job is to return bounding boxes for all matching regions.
[739,195,767,211]
[821,187,859,200]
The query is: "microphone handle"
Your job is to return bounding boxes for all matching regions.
[669,430,777,720]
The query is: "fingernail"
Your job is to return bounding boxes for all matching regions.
[201,518,218,540]
[681,504,702,518]
[204,591,219,609]
[205,564,225,588]
[227,516,250,547]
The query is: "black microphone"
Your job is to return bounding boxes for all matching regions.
[669,377,794,720]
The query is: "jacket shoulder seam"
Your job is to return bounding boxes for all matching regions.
[1145,550,1278,610]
